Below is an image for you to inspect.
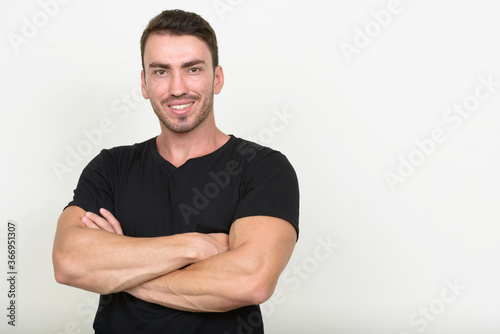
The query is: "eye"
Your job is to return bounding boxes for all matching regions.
[189,67,201,73]
[155,70,167,76]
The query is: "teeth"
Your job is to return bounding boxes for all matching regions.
[170,103,193,110]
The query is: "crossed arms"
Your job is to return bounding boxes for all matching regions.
[52,206,296,312]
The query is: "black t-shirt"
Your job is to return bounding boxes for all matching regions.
[67,135,300,334]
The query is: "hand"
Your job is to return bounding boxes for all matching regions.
[81,208,124,235]
[197,233,229,258]
[81,209,227,259]
[181,232,229,262]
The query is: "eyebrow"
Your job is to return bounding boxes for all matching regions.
[148,59,207,70]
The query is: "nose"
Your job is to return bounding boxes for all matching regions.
[169,72,188,97]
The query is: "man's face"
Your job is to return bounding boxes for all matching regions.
[141,34,224,134]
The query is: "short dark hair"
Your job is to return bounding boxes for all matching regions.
[140,9,219,70]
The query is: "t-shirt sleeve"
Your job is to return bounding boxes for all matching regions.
[66,149,116,215]
[232,150,300,238]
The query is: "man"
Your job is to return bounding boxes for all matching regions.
[52,9,299,334]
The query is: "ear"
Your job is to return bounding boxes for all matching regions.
[141,70,149,99]
[213,65,224,95]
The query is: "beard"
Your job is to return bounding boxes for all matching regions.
[150,88,214,134]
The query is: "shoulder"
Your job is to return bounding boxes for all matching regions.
[82,138,154,175]
[225,136,298,187]
[96,138,154,163]
[228,136,292,168]
[103,138,153,156]
[229,137,300,234]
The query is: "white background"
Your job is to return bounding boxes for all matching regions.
[1,0,500,333]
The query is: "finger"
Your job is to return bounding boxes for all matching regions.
[84,211,116,233]
[99,208,124,235]
[208,233,229,253]
[82,216,102,230]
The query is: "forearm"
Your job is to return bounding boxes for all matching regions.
[126,216,297,313]
[126,245,276,312]
[52,206,201,294]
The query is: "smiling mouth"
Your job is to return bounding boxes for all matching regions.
[170,102,194,111]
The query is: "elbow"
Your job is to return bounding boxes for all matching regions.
[232,258,281,307]
[52,249,95,291]
[248,280,276,306]
[244,258,280,305]
[210,273,276,312]
[54,268,66,285]
[52,230,84,287]
[53,267,76,288]
[238,273,277,306]
[213,279,274,313]
[53,268,66,285]
[52,245,84,287]
[53,250,118,295]
[52,250,74,286]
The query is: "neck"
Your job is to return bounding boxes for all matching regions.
[156,116,229,167]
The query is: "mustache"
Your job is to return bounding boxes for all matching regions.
[162,94,200,104]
